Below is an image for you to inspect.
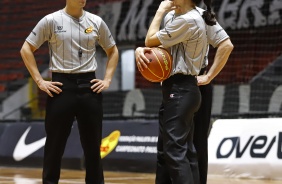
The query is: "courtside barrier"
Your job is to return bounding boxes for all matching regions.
[1,118,282,178]
[0,120,158,172]
[208,118,282,180]
[0,122,84,169]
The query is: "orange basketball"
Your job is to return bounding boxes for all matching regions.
[139,47,173,82]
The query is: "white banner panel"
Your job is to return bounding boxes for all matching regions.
[208,118,282,180]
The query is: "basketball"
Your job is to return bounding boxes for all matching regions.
[139,47,172,82]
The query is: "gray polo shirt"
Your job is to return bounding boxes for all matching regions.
[157,7,229,76]
[196,7,230,67]
[26,10,116,73]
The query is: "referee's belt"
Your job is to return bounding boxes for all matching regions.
[52,72,96,79]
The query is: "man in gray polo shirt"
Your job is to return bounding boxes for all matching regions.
[20,0,119,183]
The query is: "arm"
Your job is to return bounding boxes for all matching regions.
[145,10,164,47]
[197,38,234,85]
[139,2,176,70]
[91,45,119,93]
[20,41,62,97]
[145,1,175,47]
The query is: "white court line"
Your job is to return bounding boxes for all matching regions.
[106,176,155,181]
[0,176,84,184]
[0,176,142,184]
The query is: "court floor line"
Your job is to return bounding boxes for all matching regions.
[106,176,155,180]
[0,175,149,184]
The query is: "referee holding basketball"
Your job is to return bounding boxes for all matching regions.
[135,0,233,184]
[20,0,119,183]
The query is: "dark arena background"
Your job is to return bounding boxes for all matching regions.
[0,0,282,183]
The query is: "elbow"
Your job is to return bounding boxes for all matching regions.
[145,39,151,47]
[20,44,24,54]
[225,39,234,52]
[228,42,234,51]
[145,39,159,48]
[145,34,161,47]
[20,46,26,58]
[20,41,34,58]
[220,39,234,53]
[145,36,159,48]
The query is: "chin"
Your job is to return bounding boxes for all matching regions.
[79,1,86,6]
[79,3,86,8]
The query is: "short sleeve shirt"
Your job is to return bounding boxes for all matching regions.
[157,7,229,75]
[157,9,208,76]
[196,7,229,67]
[26,10,116,73]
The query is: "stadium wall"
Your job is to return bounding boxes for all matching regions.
[0,0,281,118]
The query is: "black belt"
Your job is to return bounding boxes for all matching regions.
[167,73,196,83]
[52,72,96,79]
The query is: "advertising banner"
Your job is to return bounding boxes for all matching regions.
[0,120,158,171]
[0,122,84,169]
[102,120,158,171]
[1,118,282,177]
[208,118,282,180]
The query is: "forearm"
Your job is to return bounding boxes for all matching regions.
[145,10,166,46]
[104,46,119,83]
[206,39,234,81]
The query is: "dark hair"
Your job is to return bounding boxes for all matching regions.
[202,0,216,26]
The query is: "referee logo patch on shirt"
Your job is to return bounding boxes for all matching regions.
[57,26,63,30]
[85,26,94,34]
[55,26,66,33]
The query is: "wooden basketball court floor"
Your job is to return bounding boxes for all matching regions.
[0,167,281,184]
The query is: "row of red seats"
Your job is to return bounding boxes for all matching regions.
[0,62,25,70]
[0,60,44,69]
[0,73,25,82]
[0,84,5,92]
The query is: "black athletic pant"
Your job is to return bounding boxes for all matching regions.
[42,72,104,184]
[193,67,213,184]
[155,74,201,184]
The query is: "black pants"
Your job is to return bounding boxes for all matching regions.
[42,72,104,184]
[156,74,201,184]
[193,68,213,184]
